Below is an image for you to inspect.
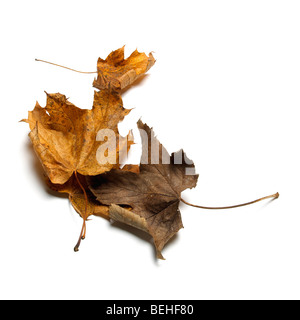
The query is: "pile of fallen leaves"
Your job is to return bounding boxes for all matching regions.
[23,47,278,259]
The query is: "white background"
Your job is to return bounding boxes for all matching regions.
[0,0,299,300]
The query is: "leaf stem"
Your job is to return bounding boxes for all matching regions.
[74,219,86,252]
[35,59,97,74]
[73,171,89,252]
[180,192,279,210]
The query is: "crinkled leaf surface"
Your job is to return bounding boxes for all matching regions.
[93,46,155,92]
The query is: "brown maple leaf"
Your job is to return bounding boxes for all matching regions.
[93,46,155,92]
[22,89,133,185]
[88,120,199,259]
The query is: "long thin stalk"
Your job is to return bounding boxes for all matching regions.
[180,192,279,210]
[73,171,89,252]
[35,59,97,74]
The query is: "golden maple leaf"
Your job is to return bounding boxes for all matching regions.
[23,89,132,185]
[93,46,155,92]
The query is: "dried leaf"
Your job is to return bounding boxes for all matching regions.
[23,90,133,184]
[23,47,278,256]
[93,46,155,92]
[88,120,199,258]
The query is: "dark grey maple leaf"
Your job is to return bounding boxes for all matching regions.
[88,120,198,259]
